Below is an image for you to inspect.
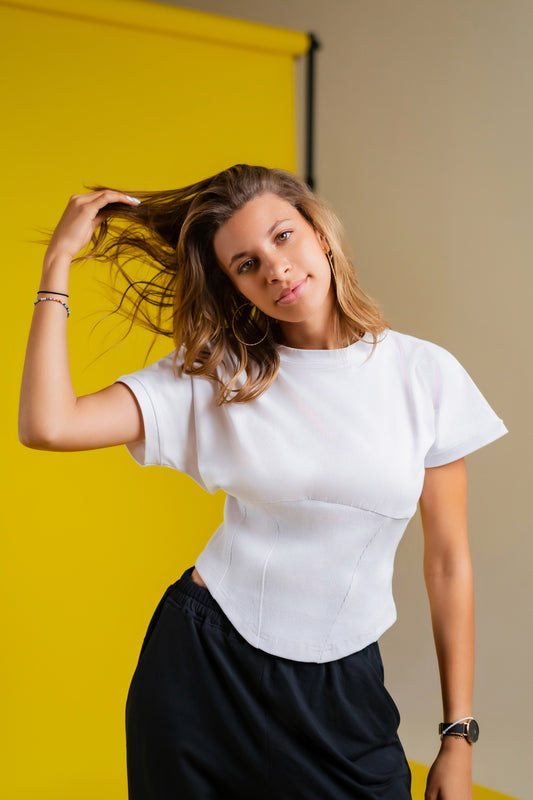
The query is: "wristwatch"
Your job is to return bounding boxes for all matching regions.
[439,718,479,744]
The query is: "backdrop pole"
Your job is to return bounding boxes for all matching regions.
[305,32,321,190]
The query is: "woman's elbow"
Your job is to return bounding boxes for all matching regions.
[423,550,473,584]
[18,417,64,450]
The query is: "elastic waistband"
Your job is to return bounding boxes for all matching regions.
[170,566,229,617]
[166,566,244,640]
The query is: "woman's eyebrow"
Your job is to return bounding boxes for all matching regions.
[228,219,292,268]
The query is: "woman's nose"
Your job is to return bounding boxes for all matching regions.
[264,254,290,281]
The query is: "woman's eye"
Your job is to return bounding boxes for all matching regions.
[238,259,255,274]
[277,231,292,242]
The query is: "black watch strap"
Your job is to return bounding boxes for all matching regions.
[439,719,479,743]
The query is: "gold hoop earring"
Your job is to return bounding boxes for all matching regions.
[231,302,270,347]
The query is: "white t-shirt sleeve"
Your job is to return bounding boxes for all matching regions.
[421,343,508,468]
[115,351,209,489]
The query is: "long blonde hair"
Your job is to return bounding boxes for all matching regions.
[88,164,387,403]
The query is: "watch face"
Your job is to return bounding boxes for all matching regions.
[467,719,479,743]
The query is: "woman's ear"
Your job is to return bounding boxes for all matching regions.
[315,230,330,253]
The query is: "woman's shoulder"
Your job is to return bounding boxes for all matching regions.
[384,329,460,367]
[379,330,480,395]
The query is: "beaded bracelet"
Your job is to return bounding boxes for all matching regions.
[33,296,70,317]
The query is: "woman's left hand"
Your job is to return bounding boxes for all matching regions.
[425,736,473,799]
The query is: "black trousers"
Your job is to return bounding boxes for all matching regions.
[126,567,412,799]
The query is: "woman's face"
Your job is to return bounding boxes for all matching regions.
[214,192,335,345]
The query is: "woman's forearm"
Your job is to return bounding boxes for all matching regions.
[19,253,76,447]
[424,560,475,799]
[424,555,475,721]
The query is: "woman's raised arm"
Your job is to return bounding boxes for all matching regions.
[19,191,145,451]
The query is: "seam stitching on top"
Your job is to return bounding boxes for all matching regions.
[317,519,385,661]
[213,501,242,593]
[258,496,411,521]
[255,518,280,648]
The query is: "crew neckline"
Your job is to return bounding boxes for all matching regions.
[277,330,385,367]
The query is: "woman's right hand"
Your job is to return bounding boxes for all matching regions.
[45,189,140,263]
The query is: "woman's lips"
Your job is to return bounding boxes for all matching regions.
[276,277,308,305]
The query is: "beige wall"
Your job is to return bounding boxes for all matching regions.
[145,2,529,797]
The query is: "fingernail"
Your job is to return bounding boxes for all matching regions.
[126,195,141,204]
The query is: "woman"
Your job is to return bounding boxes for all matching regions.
[19,165,507,800]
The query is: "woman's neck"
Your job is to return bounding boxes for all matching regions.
[277,316,358,351]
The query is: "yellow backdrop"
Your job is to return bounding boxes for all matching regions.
[1,1,307,797]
